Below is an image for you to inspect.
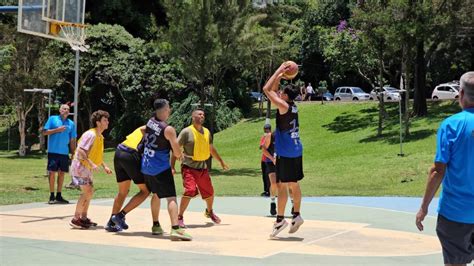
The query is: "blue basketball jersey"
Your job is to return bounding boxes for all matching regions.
[275,102,303,158]
[141,117,172,175]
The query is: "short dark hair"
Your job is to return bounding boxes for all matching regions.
[263,124,271,130]
[90,110,110,127]
[192,108,205,114]
[153,99,169,110]
[283,84,299,101]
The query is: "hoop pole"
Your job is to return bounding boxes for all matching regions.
[73,50,79,130]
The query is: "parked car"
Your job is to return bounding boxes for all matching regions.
[334,87,370,101]
[322,92,334,101]
[431,82,460,100]
[310,91,334,101]
[249,91,264,102]
[369,86,401,101]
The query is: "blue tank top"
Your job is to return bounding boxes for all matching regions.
[141,117,172,175]
[275,102,303,158]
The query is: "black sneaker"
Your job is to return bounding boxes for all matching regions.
[55,196,69,204]
[270,202,277,216]
[48,198,56,204]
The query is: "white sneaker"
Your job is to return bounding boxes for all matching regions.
[288,215,304,234]
[270,219,288,238]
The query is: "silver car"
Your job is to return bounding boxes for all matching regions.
[334,87,371,101]
[370,87,401,101]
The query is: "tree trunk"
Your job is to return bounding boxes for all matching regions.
[17,108,27,157]
[413,40,427,116]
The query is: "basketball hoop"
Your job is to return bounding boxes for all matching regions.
[50,21,89,52]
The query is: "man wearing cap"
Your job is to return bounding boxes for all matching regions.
[259,124,271,197]
[261,124,278,216]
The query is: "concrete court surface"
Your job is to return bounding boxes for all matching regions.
[0,197,444,265]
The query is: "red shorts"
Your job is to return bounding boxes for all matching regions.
[181,165,214,199]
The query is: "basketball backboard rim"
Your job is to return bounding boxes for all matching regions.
[17,0,86,45]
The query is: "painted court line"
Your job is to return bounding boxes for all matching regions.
[262,224,369,258]
[305,201,438,219]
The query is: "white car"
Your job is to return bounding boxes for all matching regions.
[431,83,460,100]
[334,87,371,101]
[370,87,401,101]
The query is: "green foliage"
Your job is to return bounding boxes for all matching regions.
[45,24,186,140]
[0,44,15,73]
[168,92,242,133]
[162,0,298,110]
[86,0,166,40]
[320,24,378,87]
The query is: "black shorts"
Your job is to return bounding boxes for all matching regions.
[436,214,474,264]
[265,161,276,174]
[47,153,69,172]
[144,168,176,198]
[113,147,144,184]
[276,156,304,183]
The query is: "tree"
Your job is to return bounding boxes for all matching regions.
[86,0,167,40]
[0,25,52,156]
[164,0,264,132]
[45,24,186,140]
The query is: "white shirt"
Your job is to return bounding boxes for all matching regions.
[306,85,315,94]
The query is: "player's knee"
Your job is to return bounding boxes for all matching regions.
[184,188,198,198]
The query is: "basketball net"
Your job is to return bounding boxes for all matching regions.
[58,23,89,52]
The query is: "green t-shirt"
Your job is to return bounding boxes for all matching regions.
[178,127,213,169]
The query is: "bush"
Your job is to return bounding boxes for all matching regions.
[169,92,241,133]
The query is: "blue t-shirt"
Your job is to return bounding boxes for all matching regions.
[43,115,77,155]
[435,107,474,224]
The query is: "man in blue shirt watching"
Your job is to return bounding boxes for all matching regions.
[43,104,77,204]
[416,71,474,266]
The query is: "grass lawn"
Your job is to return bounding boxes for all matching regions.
[0,100,461,205]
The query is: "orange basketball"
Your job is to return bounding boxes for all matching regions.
[282,61,298,80]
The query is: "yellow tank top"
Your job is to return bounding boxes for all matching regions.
[188,125,210,161]
[79,128,104,168]
[121,127,143,150]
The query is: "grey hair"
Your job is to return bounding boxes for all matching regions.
[460,71,474,102]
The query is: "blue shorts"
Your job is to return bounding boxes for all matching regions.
[47,153,70,172]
